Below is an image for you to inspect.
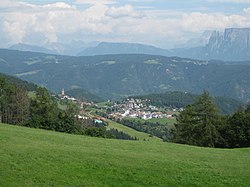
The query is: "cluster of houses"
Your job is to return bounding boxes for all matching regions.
[108,98,179,120]
[56,89,181,122]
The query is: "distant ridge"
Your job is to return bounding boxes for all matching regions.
[6,27,250,61]
[9,43,57,55]
[78,42,169,56]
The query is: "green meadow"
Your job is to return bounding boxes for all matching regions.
[125,117,176,126]
[106,120,161,142]
[1,123,250,187]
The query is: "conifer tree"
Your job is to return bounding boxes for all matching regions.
[171,91,220,147]
[29,87,58,129]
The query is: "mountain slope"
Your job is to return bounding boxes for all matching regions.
[0,49,250,101]
[78,42,169,56]
[203,28,250,61]
[131,91,244,114]
[9,43,57,54]
[0,72,38,91]
[172,28,250,61]
[1,124,249,186]
[65,88,103,102]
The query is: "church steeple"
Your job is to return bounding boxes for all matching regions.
[61,88,65,96]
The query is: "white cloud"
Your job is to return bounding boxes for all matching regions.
[105,5,145,18]
[244,7,250,14]
[42,2,76,10]
[0,0,35,10]
[181,12,250,32]
[0,0,250,48]
[74,0,116,5]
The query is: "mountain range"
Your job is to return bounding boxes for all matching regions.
[9,41,98,56]
[0,49,249,102]
[7,28,250,61]
[77,42,168,56]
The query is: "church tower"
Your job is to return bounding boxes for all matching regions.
[61,88,65,96]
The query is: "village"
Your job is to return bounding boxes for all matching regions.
[107,98,182,120]
[56,89,182,123]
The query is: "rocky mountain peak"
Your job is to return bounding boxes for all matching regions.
[224,28,250,48]
[204,28,250,60]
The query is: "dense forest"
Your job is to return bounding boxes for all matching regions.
[171,92,250,148]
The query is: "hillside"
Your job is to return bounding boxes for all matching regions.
[1,124,249,186]
[0,49,250,101]
[10,43,57,55]
[131,91,244,114]
[106,120,162,142]
[65,88,103,103]
[78,42,169,56]
[0,72,38,91]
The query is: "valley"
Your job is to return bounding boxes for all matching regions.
[1,1,250,186]
[0,49,250,102]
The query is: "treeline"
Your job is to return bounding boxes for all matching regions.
[0,76,84,134]
[0,76,135,140]
[117,119,170,141]
[0,76,30,125]
[132,91,244,114]
[107,128,138,140]
[171,91,250,148]
[0,73,38,91]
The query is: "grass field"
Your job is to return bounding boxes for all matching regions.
[1,123,250,187]
[106,120,161,142]
[125,117,176,126]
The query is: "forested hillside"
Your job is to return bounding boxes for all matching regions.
[0,49,250,101]
[0,73,38,91]
[65,88,103,103]
[131,91,244,114]
[0,74,135,140]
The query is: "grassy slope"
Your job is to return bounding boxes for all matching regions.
[1,123,250,187]
[106,120,161,142]
[125,117,176,126]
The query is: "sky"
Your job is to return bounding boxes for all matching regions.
[0,0,250,49]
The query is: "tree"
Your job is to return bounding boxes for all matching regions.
[171,91,220,147]
[221,105,250,148]
[11,86,30,125]
[0,77,30,125]
[28,87,58,130]
[56,111,81,134]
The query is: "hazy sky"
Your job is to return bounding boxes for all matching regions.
[0,0,250,48]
